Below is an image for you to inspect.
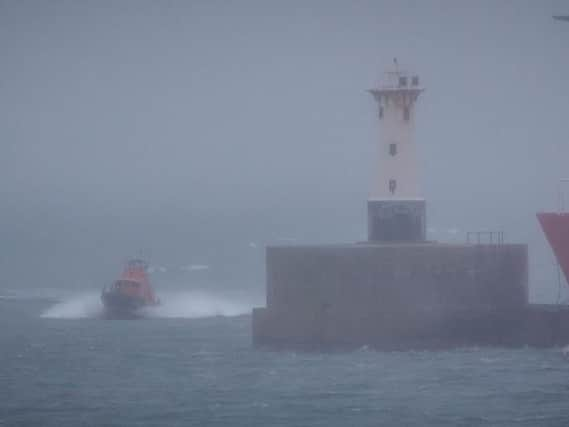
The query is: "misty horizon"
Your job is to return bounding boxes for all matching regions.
[2,0,569,302]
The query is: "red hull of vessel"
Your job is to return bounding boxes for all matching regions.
[537,212,569,285]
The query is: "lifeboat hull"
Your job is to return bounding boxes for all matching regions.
[101,259,159,319]
[101,291,149,318]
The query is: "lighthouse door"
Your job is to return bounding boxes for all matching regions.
[367,200,426,242]
[389,212,419,241]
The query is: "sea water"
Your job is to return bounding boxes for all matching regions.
[2,292,569,427]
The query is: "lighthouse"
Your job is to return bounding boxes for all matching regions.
[253,58,533,351]
[367,59,426,242]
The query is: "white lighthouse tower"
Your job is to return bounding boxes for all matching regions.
[367,59,426,241]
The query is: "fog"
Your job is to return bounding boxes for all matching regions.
[1,0,569,301]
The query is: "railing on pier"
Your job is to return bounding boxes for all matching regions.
[466,231,504,245]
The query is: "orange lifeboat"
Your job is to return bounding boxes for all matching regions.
[101,259,159,317]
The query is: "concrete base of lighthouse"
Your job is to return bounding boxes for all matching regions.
[367,199,426,242]
[251,242,540,351]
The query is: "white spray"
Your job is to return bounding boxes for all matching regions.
[40,290,257,319]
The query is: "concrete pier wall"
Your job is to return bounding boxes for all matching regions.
[267,243,528,313]
[253,305,569,350]
[252,242,543,350]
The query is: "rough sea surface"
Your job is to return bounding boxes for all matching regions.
[3,293,569,427]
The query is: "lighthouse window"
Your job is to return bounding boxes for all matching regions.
[389,179,397,194]
[389,143,397,156]
[379,106,384,119]
[412,76,419,86]
[398,76,407,87]
[403,106,410,121]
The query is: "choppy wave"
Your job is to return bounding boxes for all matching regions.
[0,288,67,302]
[179,264,210,272]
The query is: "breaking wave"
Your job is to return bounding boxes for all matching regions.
[40,291,257,319]
[142,291,254,318]
[41,293,103,319]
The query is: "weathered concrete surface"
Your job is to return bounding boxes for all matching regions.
[251,242,551,350]
[266,243,528,312]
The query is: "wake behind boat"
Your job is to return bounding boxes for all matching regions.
[101,259,159,318]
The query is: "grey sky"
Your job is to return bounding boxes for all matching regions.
[1,0,569,298]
